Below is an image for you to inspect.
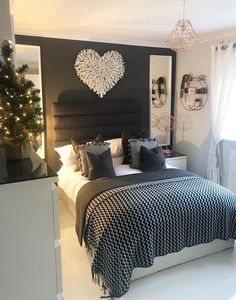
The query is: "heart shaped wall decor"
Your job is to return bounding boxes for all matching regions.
[74,49,125,98]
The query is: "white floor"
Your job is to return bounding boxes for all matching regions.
[60,200,236,300]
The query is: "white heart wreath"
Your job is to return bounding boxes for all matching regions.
[74,49,125,98]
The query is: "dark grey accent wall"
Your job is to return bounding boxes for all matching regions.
[15,35,176,170]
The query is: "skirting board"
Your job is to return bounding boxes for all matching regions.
[59,188,235,281]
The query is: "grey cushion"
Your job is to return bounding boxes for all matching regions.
[129,138,158,169]
[71,134,105,171]
[78,142,110,177]
[86,148,116,180]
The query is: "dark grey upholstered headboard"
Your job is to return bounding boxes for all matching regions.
[52,99,144,148]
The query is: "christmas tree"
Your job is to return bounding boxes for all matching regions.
[0,39,43,146]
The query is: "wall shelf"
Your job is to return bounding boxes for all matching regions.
[180,74,208,111]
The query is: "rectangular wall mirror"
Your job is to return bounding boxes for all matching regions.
[15,44,45,158]
[149,55,173,147]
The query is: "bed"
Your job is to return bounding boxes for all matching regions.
[53,99,236,298]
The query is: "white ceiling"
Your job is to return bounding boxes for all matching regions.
[11,0,236,47]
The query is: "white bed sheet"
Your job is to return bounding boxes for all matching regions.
[57,163,173,204]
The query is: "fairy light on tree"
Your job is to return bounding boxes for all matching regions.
[0,40,44,147]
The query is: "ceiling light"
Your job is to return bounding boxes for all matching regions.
[166,0,200,52]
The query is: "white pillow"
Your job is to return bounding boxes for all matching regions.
[55,144,77,166]
[105,138,123,157]
[112,156,123,168]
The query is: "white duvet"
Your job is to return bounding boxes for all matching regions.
[58,163,173,204]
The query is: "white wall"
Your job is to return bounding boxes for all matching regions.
[175,34,236,178]
[0,0,14,46]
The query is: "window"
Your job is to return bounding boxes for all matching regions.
[220,77,236,141]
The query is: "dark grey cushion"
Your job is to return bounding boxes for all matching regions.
[86,148,116,180]
[122,128,149,164]
[78,142,110,177]
[140,146,166,172]
[129,138,158,169]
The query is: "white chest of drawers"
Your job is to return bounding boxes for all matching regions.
[0,152,63,300]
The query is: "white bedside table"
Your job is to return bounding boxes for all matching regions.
[165,151,187,170]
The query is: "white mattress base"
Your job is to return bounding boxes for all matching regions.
[131,238,234,281]
[60,187,76,218]
[59,188,235,282]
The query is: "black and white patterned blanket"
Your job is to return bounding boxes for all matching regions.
[76,170,236,298]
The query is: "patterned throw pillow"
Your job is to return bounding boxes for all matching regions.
[71,134,105,171]
[71,139,83,171]
[129,138,158,169]
[140,146,166,172]
[78,142,110,177]
[86,148,116,180]
[121,128,149,164]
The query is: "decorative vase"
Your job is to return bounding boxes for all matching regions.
[4,140,32,160]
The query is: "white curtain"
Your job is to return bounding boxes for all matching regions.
[208,42,236,183]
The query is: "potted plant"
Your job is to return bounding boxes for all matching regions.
[0,40,44,160]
